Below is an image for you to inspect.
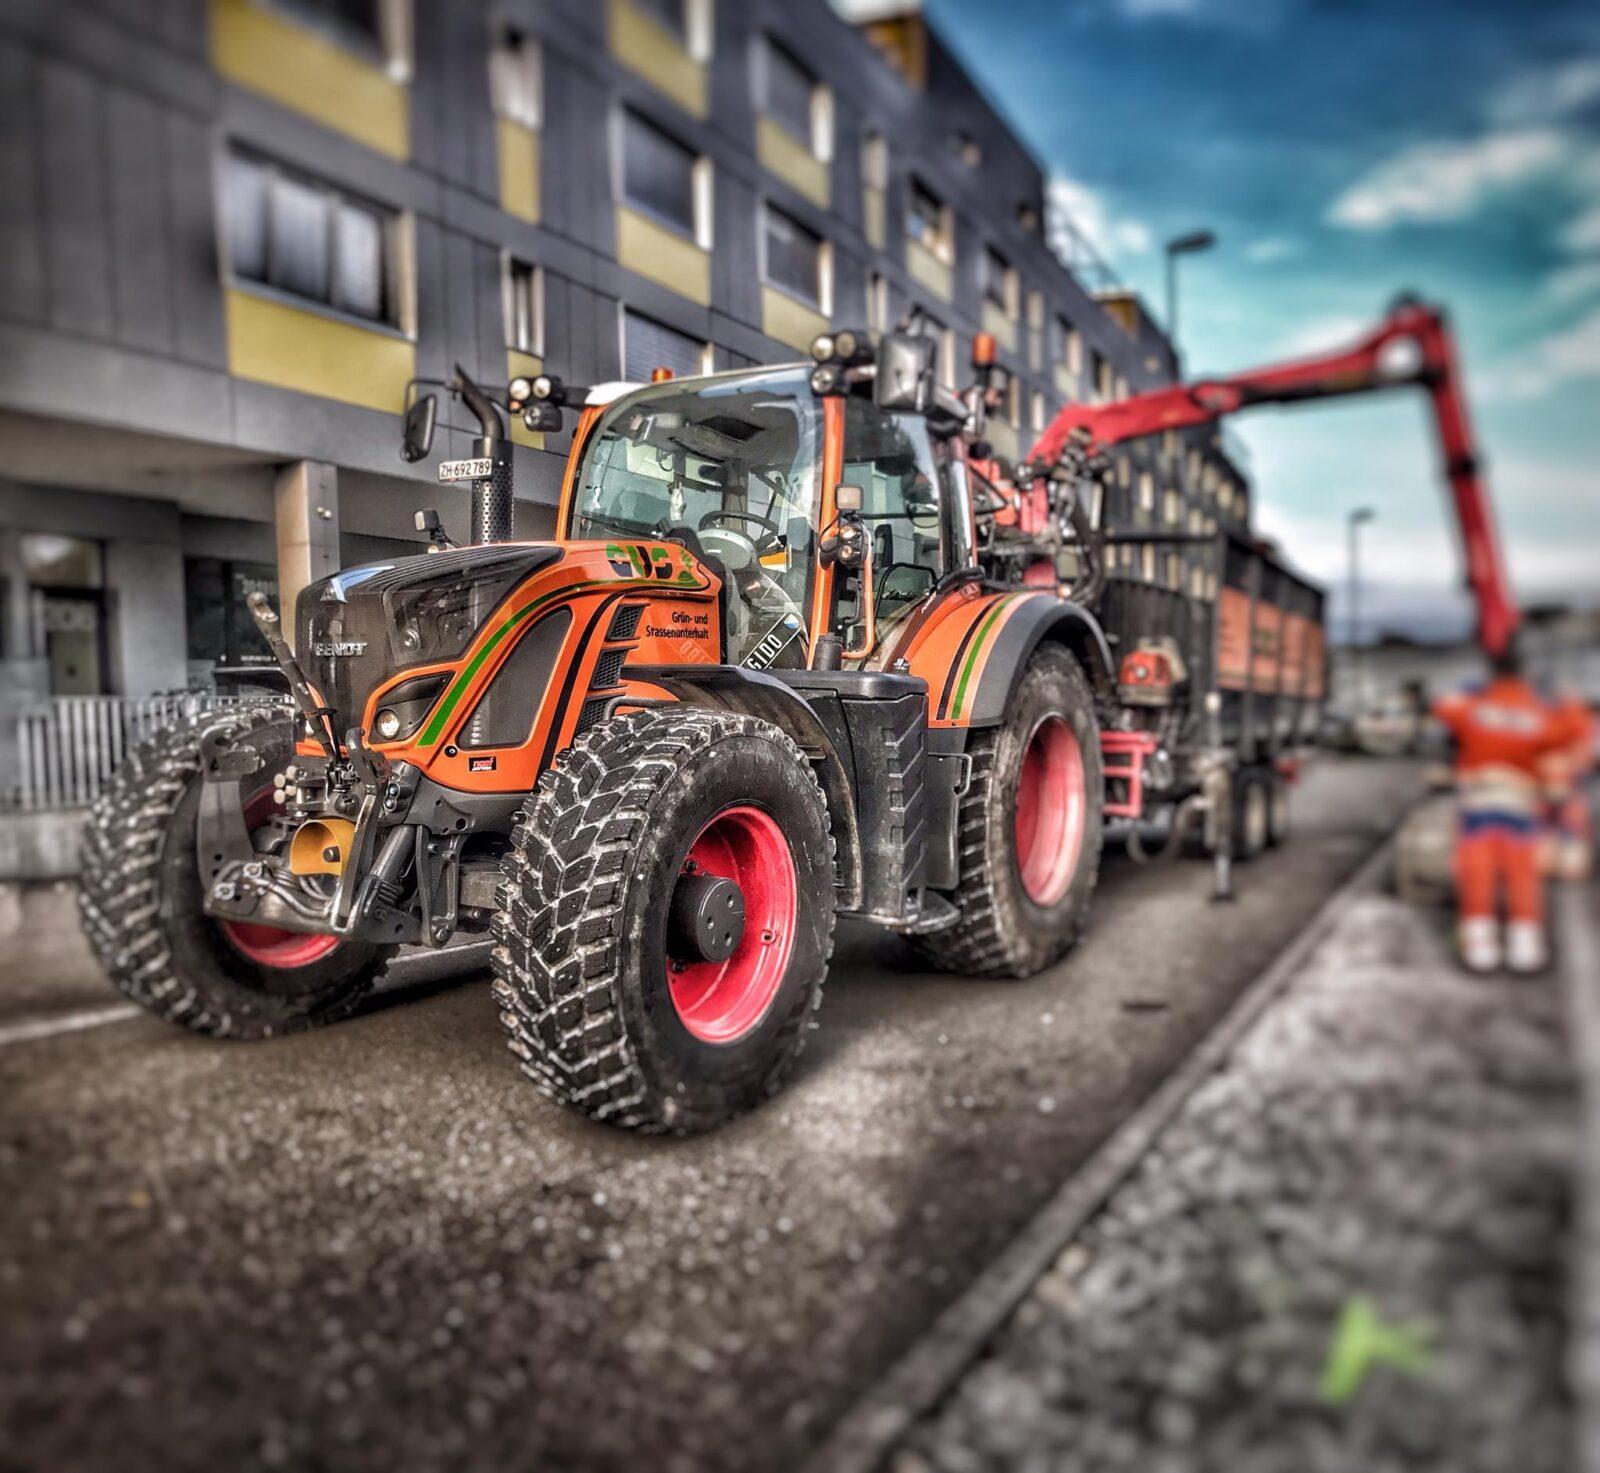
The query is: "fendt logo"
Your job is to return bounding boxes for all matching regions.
[313,639,368,658]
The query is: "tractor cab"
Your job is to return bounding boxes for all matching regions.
[559,361,956,672]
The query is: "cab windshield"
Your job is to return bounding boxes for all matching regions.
[570,368,822,668]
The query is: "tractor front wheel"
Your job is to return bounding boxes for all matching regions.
[916,644,1104,978]
[491,707,835,1133]
[78,706,392,1038]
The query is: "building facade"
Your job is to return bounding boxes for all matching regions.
[0,0,1252,723]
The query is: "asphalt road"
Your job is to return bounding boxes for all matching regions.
[0,755,1422,1473]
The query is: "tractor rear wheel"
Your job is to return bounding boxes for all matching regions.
[491,707,835,1133]
[915,644,1104,978]
[78,706,392,1038]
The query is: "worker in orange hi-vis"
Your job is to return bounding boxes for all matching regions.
[1543,690,1596,882]
[1431,649,1572,974]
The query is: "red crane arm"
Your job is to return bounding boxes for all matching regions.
[1022,298,1519,657]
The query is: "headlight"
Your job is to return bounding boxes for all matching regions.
[508,375,533,407]
[367,673,448,744]
[810,333,835,363]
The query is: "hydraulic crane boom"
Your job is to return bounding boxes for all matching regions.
[1022,297,1520,657]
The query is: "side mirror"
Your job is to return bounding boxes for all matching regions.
[401,392,437,463]
[522,402,563,434]
[874,332,935,414]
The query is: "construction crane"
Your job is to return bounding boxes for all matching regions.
[1018,296,1519,658]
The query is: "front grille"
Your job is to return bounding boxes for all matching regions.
[606,603,643,641]
[591,648,626,691]
[574,697,611,738]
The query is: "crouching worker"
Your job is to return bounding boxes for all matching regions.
[1432,650,1569,974]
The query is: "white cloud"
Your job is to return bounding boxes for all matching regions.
[1245,236,1300,264]
[1560,204,1600,254]
[1327,129,1564,230]
[1491,57,1600,125]
[1545,259,1600,305]
[1112,0,1294,30]
[1045,175,1152,268]
[1478,305,1600,400]
[1274,314,1367,358]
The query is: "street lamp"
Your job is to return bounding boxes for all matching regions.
[1347,506,1376,705]
[1164,229,1216,362]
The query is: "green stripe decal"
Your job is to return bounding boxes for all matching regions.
[417,582,597,746]
[949,594,1021,721]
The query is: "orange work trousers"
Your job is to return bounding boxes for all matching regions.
[1454,823,1543,925]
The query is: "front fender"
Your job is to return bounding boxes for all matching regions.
[962,593,1115,728]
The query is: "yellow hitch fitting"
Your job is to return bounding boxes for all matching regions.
[288,818,358,876]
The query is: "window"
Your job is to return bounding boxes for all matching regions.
[1027,291,1045,332]
[1031,390,1047,433]
[1166,552,1181,588]
[632,0,686,40]
[861,131,889,192]
[622,309,707,380]
[762,38,829,157]
[1141,544,1156,583]
[1091,350,1113,401]
[186,558,278,671]
[907,178,953,264]
[489,27,541,130]
[504,257,542,354]
[572,367,822,668]
[981,246,1016,317]
[839,394,944,651]
[270,0,381,55]
[621,109,703,240]
[1138,470,1155,513]
[956,133,982,168]
[1116,374,1129,400]
[763,204,826,309]
[1057,316,1081,375]
[866,270,889,333]
[223,149,399,325]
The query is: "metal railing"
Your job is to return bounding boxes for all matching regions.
[7,694,253,812]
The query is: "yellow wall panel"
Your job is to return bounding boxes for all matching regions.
[225,288,415,414]
[209,0,409,160]
[1054,363,1077,399]
[761,285,828,354]
[616,207,711,306]
[608,0,707,118]
[980,301,1018,353]
[507,348,546,450]
[757,118,829,209]
[864,187,885,250]
[906,238,953,301]
[497,120,541,224]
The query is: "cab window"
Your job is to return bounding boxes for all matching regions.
[837,395,944,656]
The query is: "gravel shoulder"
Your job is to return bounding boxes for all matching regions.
[896,874,1580,1473]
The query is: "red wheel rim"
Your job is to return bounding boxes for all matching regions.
[668,806,797,1044]
[216,785,342,970]
[1014,715,1086,907]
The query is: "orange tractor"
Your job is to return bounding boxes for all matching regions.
[79,324,1324,1132]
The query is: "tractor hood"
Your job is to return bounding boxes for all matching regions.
[296,543,563,740]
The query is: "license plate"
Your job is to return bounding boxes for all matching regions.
[438,457,493,483]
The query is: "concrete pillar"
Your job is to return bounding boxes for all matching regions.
[105,540,187,695]
[274,461,340,651]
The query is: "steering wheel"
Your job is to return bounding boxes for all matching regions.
[698,508,784,557]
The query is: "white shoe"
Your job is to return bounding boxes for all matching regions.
[1458,917,1501,973]
[1505,921,1548,975]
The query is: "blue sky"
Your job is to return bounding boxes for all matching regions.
[920,0,1600,638]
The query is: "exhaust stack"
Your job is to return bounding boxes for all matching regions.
[453,364,514,545]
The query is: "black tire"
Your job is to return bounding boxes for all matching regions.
[491,707,836,1133]
[1234,770,1271,861]
[1266,773,1291,848]
[78,705,392,1038]
[915,645,1104,978]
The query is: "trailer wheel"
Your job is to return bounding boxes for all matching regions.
[77,707,392,1038]
[915,645,1103,978]
[1234,771,1272,861]
[491,707,835,1133]
[1266,774,1291,848]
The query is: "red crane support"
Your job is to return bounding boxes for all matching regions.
[1022,297,1520,657]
